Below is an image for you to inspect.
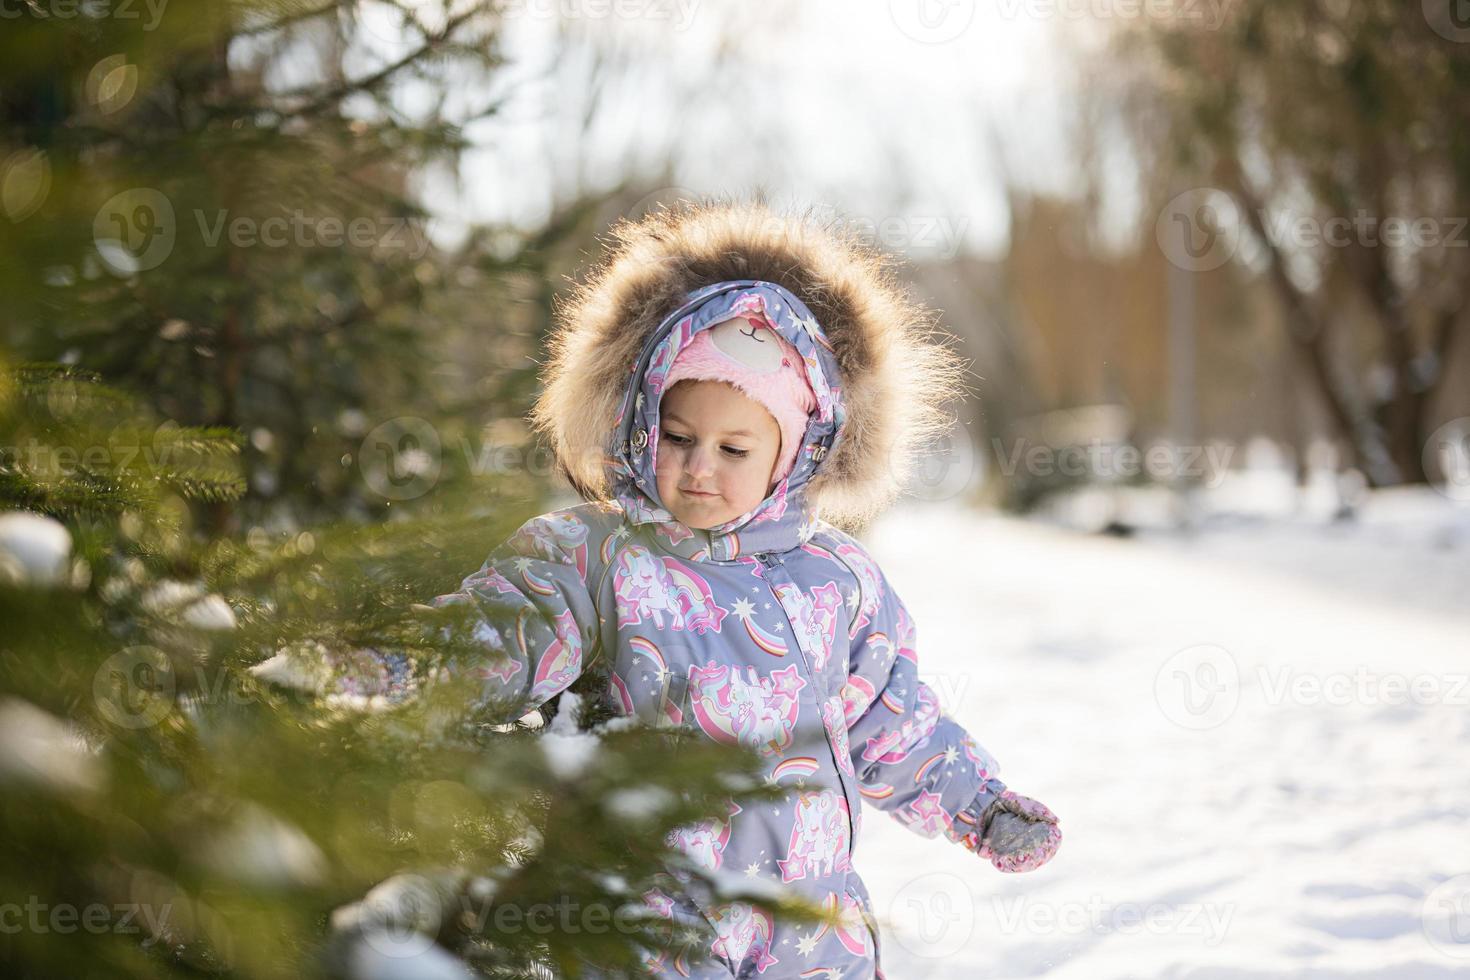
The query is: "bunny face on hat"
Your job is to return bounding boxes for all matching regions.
[653,314,818,529]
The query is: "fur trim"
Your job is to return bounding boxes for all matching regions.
[529,198,972,530]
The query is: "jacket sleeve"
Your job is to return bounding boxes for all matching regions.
[841,545,1007,853]
[277,509,601,721]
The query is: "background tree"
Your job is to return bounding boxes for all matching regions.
[0,0,610,535]
[1106,0,1470,486]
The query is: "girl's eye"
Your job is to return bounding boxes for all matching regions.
[661,432,749,459]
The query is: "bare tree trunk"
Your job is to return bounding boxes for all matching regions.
[1218,162,1401,487]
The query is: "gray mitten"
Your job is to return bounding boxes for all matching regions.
[968,790,1062,873]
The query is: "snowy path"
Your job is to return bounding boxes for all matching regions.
[853,499,1470,979]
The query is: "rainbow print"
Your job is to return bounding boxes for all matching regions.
[740,611,788,657]
[518,564,557,597]
[770,756,821,783]
[914,751,947,784]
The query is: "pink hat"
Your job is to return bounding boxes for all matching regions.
[661,313,817,484]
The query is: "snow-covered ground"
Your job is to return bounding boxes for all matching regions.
[854,483,1470,979]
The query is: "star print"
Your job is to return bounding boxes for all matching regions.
[943,745,960,764]
[635,391,644,409]
[513,557,532,572]
[795,930,820,956]
[908,790,949,833]
[846,590,859,610]
[731,597,756,619]
[791,311,822,340]
[744,861,762,878]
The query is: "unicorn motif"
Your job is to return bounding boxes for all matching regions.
[505,512,591,581]
[839,674,878,726]
[666,800,742,871]
[860,684,940,766]
[706,901,780,975]
[613,545,727,633]
[830,889,874,956]
[804,581,846,672]
[686,662,805,757]
[528,608,584,703]
[777,790,853,883]
[821,695,856,778]
[833,542,885,637]
[961,732,1000,782]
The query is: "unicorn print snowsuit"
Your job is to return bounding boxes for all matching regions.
[356,205,1057,977]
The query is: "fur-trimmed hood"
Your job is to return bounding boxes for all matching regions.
[531,200,970,530]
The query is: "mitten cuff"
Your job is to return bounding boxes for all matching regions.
[948,776,1007,852]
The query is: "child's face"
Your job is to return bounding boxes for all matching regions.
[655,379,782,529]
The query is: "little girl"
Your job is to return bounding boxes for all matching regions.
[291,201,1062,977]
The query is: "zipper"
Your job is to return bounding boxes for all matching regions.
[754,550,860,857]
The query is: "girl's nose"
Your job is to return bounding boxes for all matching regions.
[684,445,716,478]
